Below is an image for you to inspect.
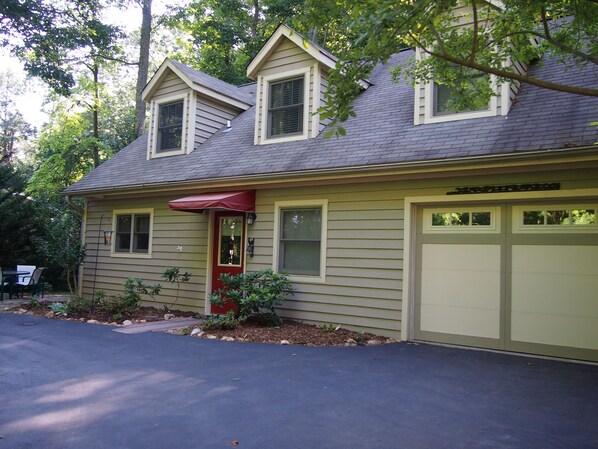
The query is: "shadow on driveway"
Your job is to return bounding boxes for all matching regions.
[1,313,597,449]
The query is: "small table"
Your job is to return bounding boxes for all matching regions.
[2,271,28,299]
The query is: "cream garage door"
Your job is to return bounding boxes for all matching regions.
[414,203,598,362]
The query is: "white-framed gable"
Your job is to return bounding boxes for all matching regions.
[143,58,253,160]
[247,25,337,80]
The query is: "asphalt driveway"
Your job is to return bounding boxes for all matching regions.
[1,313,597,449]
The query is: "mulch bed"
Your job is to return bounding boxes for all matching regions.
[7,299,395,347]
[194,315,394,346]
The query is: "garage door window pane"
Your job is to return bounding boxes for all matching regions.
[472,212,491,226]
[571,209,595,225]
[280,208,321,276]
[522,208,596,228]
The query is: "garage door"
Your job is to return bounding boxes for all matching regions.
[414,203,598,362]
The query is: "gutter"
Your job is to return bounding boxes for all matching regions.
[64,144,598,198]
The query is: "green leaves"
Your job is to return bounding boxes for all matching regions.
[303,0,598,129]
[210,269,294,320]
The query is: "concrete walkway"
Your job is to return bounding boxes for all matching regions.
[1,312,597,449]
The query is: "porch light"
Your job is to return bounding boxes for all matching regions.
[103,230,114,246]
[247,212,257,225]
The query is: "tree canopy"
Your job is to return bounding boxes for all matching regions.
[302,0,598,132]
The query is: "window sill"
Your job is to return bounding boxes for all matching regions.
[110,253,153,259]
[260,133,308,145]
[287,273,326,284]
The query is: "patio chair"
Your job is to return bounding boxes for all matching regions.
[16,267,47,299]
[0,268,10,301]
[16,265,36,285]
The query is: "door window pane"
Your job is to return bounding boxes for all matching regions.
[219,217,242,266]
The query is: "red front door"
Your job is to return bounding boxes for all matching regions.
[210,211,245,314]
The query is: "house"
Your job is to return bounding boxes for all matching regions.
[64,24,598,362]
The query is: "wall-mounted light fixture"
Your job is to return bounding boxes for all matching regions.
[246,238,255,257]
[103,230,114,246]
[247,212,257,225]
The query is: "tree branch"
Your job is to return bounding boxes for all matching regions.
[470,0,478,64]
[419,47,598,96]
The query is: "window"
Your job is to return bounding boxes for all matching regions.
[423,207,499,233]
[157,100,184,153]
[268,77,304,137]
[113,211,153,255]
[274,200,328,282]
[513,205,597,233]
[434,71,491,116]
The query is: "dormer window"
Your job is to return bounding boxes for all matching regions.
[268,77,304,137]
[157,101,184,152]
[434,71,491,116]
[148,93,190,159]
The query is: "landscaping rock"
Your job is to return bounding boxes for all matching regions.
[346,338,357,344]
[190,328,202,337]
[206,334,217,339]
[122,320,133,326]
[87,319,99,324]
[18,308,27,314]
[164,313,175,320]
[221,336,235,342]
[367,339,382,346]
[280,340,290,345]
[45,311,55,318]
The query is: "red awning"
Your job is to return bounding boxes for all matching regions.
[168,191,255,213]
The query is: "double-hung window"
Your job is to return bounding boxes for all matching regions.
[268,77,304,137]
[114,211,152,255]
[275,200,328,282]
[157,100,184,153]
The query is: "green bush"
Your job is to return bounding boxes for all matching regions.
[98,278,161,319]
[66,294,101,317]
[201,311,242,331]
[49,302,68,317]
[209,269,294,322]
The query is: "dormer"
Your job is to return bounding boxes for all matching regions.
[413,1,530,125]
[247,25,338,145]
[142,58,253,159]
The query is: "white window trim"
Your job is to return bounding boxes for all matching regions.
[258,68,311,145]
[423,207,500,234]
[147,92,194,159]
[111,208,154,258]
[512,204,598,233]
[423,75,499,124]
[273,199,328,284]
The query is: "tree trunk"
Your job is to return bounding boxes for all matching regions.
[252,0,260,38]
[92,63,100,168]
[135,0,152,137]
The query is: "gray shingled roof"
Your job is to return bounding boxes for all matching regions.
[66,50,598,195]
[169,58,254,105]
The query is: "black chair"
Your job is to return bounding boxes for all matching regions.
[0,268,10,301]
[16,267,47,298]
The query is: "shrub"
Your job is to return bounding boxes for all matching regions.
[162,267,192,309]
[66,294,101,317]
[209,269,294,321]
[49,302,68,317]
[99,278,161,319]
[201,311,242,331]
